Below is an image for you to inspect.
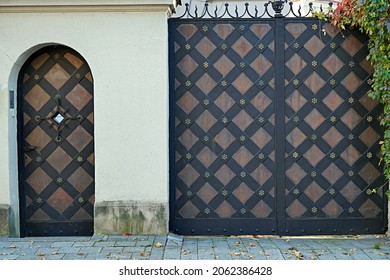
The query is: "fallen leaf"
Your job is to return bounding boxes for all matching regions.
[155,242,164,248]
[51,252,59,255]
[105,253,111,256]
[229,252,241,256]
[122,233,132,236]
[36,253,45,257]
[140,252,150,257]
[8,245,16,249]
[77,253,85,256]
[310,256,316,260]
[285,247,304,260]
[249,243,256,247]
[235,241,243,245]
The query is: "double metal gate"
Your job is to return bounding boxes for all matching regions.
[169,3,387,235]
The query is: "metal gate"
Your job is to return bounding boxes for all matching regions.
[18,46,95,236]
[169,3,387,235]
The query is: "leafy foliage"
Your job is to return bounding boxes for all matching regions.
[321,0,390,198]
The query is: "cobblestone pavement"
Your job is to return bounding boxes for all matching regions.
[0,234,389,260]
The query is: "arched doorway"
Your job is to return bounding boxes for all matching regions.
[18,45,94,236]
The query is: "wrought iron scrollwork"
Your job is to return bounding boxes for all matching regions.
[171,1,335,19]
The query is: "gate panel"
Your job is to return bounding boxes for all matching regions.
[283,20,385,234]
[170,20,278,235]
[170,15,387,235]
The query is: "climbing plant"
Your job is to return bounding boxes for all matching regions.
[319,0,390,197]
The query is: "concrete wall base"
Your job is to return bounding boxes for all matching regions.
[0,205,9,236]
[94,201,168,235]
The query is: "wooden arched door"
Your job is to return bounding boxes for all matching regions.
[18,46,95,236]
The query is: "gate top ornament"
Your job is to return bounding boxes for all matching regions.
[171,1,335,19]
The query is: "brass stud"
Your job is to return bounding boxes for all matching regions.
[240,208,247,214]
[239,25,245,31]
[258,190,265,196]
[293,152,299,159]
[348,207,354,213]
[311,171,317,177]
[293,42,300,49]
[55,136,62,142]
[221,80,228,87]
[239,62,246,68]
[367,116,373,122]
[239,99,246,106]
[258,153,265,160]
[330,116,337,123]
[258,80,265,87]
[293,188,300,195]
[54,53,60,60]
[330,152,336,159]
[258,43,265,50]
[203,135,210,142]
[366,189,372,195]
[186,190,193,197]
[204,208,211,214]
[222,117,228,124]
[311,207,318,213]
[222,154,228,160]
[184,44,191,50]
[348,170,354,177]
[349,61,355,68]
[75,73,81,79]
[36,197,43,204]
[56,177,63,183]
[293,79,299,86]
[203,99,210,106]
[36,156,42,163]
[220,43,228,50]
[240,171,246,178]
[348,97,354,104]
[311,60,318,67]
[203,62,209,69]
[329,188,336,195]
[202,25,209,32]
[222,190,228,196]
[312,98,318,105]
[35,115,41,122]
[330,42,336,49]
[34,74,40,80]
[258,117,265,124]
[184,118,191,125]
[78,197,84,204]
[239,135,246,142]
[330,79,336,86]
[293,116,300,123]
[204,172,211,178]
[311,134,317,141]
[185,153,192,160]
[348,134,354,140]
[367,152,372,159]
[77,156,83,162]
[312,24,318,30]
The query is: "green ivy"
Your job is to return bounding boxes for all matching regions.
[316,0,390,197]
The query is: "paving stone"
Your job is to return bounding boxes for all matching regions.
[0,242,12,248]
[84,254,109,260]
[101,247,124,254]
[362,249,390,260]
[58,247,81,254]
[79,246,102,254]
[348,249,371,260]
[328,248,354,260]
[115,241,136,247]
[73,241,97,247]
[1,254,19,260]
[123,247,145,253]
[34,247,60,254]
[263,249,285,260]
[93,241,115,247]
[61,253,87,260]
[52,241,75,248]
[10,241,32,248]
[315,250,337,260]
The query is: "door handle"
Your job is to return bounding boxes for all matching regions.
[24,146,36,152]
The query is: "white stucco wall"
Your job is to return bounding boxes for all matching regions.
[0,2,171,235]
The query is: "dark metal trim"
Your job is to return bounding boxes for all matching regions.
[171,1,334,19]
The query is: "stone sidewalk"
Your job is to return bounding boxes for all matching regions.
[0,234,389,260]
